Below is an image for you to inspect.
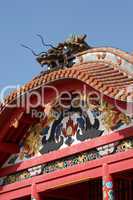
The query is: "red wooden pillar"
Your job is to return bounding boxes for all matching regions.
[102,163,114,200]
[31,183,41,200]
[129,180,132,200]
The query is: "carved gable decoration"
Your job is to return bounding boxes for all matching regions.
[3,99,133,167]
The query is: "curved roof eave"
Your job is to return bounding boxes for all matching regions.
[1,47,133,115]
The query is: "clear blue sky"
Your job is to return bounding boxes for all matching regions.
[0,0,132,91]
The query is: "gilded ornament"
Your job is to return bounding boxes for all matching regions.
[19,123,43,159]
[99,102,131,131]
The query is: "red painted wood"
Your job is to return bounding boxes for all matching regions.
[31,183,41,200]
[0,143,19,153]
[103,163,109,176]
[11,123,26,143]
[25,78,127,117]
[129,181,132,200]
[0,146,133,200]
[0,149,133,198]
[0,108,24,141]
[0,126,133,177]
[4,127,15,142]
[37,167,100,193]
[0,186,31,200]
[26,78,127,109]
[0,167,101,199]
[0,124,27,167]
[109,156,133,174]
[0,163,102,194]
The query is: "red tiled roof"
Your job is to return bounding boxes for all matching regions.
[1,47,133,114]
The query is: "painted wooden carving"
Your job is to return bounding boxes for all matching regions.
[3,99,132,168]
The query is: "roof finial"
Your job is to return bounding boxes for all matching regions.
[22,34,91,72]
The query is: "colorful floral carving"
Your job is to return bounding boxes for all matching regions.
[62,117,78,137]
[99,102,131,131]
[116,138,133,152]
[3,99,133,168]
[28,165,42,177]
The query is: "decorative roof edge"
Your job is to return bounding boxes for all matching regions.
[76,47,133,64]
[1,47,133,114]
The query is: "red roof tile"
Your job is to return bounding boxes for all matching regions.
[1,47,133,115]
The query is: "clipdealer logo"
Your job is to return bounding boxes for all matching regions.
[0,84,104,114]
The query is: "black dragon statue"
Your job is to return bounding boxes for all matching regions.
[21,34,91,71]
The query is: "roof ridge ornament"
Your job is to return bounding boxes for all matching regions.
[21,34,91,72]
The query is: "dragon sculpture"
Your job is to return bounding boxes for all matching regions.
[22,34,91,71]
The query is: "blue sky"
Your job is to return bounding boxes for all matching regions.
[0,0,132,91]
